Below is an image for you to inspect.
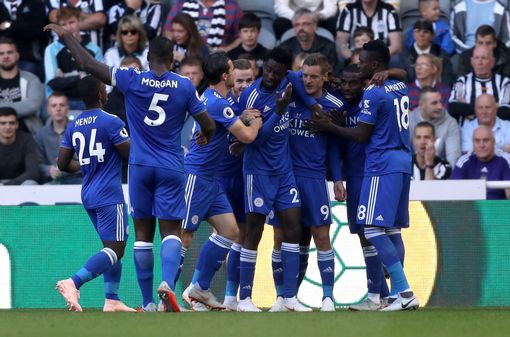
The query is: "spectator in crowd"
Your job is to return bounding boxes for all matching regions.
[0,107,40,185]
[280,8,340,75]
[46,0,107,48]
[406,0,454,55]
[44,7,103,111]
[231,58,255,101]
[398,19,454,86]
[34,92,81,184]
[352,26,373,49]
[410,86,461,167]
[412,121,452,180]
[456,25,510,79]
[0,0,48,80]
[228,13,267,70]
[104,15,148,71]
[273,0,338,40]
[0,37,43,135]
[407,53,450,111]
[449,45,510,122]
[450,0,510,54]
[292,52,308,72]
[452,126,510,200]
[164,12,208,73]
[163,0,243,52]
[336,0,402,63]
[461,94,510,153]
[107,0,161,42]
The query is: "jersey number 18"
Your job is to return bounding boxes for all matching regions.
[393,96,409,132]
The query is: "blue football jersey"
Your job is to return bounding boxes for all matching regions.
[217,91,243,177]
[184,88,239,178]
[240,78,292,175]
[289,91,345,178]
[358,80,412,175]
[61,108,129,209]
[110,67,205,172]
[342,99,367,178]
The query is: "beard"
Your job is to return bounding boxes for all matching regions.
[0,62,16,72]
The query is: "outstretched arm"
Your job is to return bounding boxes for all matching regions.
[43,24,111,85]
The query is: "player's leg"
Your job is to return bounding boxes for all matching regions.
[129,164,158,310]
[298,227,311,289]
[267,213,285,312]
[311,226,335,312]
[238,173,276,312]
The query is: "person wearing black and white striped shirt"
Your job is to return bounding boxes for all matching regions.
[107,0,161,43]
[449,45,510,122]
[336,0,402,62]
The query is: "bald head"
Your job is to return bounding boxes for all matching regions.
[473,125,495,162]
[471,45,495,78]
[475,94,498,127]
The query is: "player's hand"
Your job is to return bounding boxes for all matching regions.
[43,23,68,38]
[370,70,389,86]
[276,83,293,116]
[304,108,331,133]
[330,109,346,126]
[229,140,246,156]
[239,108,261,125]
[425,140,436,166]
[195,131,209,146]
[334,181,346,202]
[49,165,62,180]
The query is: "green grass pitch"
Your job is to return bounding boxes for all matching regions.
[1,308,510,337]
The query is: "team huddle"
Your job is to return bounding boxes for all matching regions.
[45,21,418,313]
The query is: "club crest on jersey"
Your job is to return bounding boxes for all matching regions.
[254,197,264,207]
[191,215,199,225]
[223,107,235,119]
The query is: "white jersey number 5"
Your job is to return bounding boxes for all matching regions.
[145,93,169,127]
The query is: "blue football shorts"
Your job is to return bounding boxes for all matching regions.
[217,175,246,223]
[86,203,129,242]
[346,176,363,234]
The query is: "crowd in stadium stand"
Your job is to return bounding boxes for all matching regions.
[0,0,510,199]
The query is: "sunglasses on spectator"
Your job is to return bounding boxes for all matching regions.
[121,29,138,36]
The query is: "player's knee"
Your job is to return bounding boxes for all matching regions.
[104,241,126,260]
[273,228,284,248]
[283,224,301,243]
[312,229,331,251]
[218,223,239,241]
[181,229,195,249]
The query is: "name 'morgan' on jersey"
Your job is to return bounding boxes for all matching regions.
[185,88,239,178]
[110,67,205,172]
[358,79,412,175]
[289,91,345,178]
[61,108,129,209]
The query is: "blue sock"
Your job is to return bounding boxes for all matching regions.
[72,248,117,289]
[160,235,182,291]
[103,261,122,300]
[134,241,154,306]
[225,243,242,297]
[362,245,383,296]
[387,229,405,265]
[365,227,409,294]
[281,242,300,298]
[297,245,309,288]
[239,248,257,300]
[174,247,187,285]
[197,234,233,290]
[271,249,284,297]
[317,249,334,299]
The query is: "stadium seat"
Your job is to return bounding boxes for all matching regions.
[400,0,452,32]
[238,0,277,49]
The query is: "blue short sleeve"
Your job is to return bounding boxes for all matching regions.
[186,80,206,116]
[215,102,239,130]
[110,66,134,94]
[109,117,130,145]
[61,123,74,149]
[358,87,379,125]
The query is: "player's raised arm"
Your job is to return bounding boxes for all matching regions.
[43,24,111,85]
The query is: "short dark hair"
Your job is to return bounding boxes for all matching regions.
[78,76,102,107]
[181,56,204,68]
[239,12,261,31]
[342,63,362,74]
[419,86,439,102]
[148,36,174,63]
[233,58,253,70]
[418,0,438,10]
[237,53,256,62]
[415,120,436,137]
[476,25,497,40]
[56,6,81,22]
[204,51,230,85]
[264,47,292,69]
[414,19,434,34]
[353,26,374,40]
[0,107,17,118]
[362,39,390,66]
[121,55,142,68]
[48,91,68,101]
[303,53,329,73]
[0,36,16,48]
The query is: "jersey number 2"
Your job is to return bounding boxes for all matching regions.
[393,96,409,131]
[72,129,105,165]
[145,93,169,127]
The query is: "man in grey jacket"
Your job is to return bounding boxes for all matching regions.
[410,86,461,167]
[0,37,43,134]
